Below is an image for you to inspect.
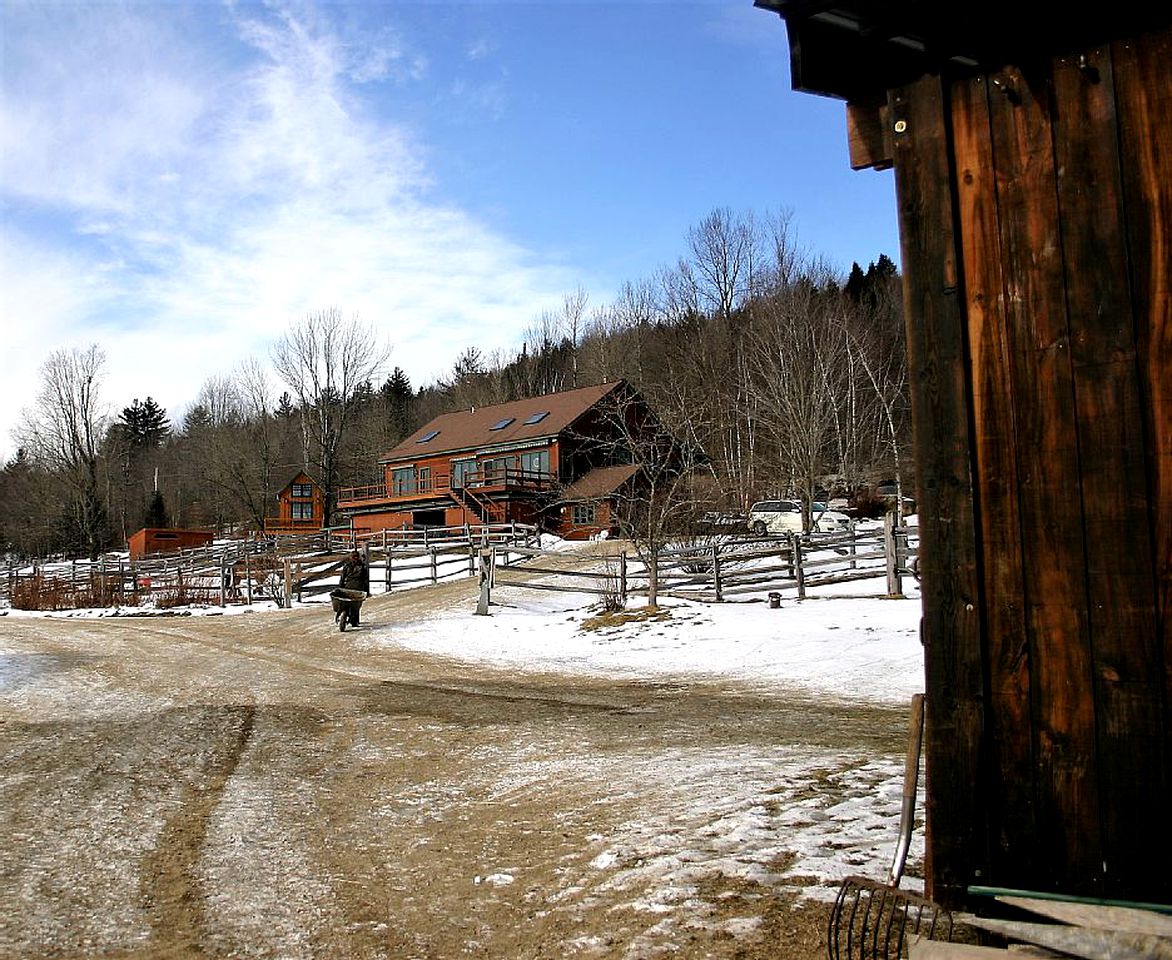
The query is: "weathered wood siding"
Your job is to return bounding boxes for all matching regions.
[892,27,1171,905]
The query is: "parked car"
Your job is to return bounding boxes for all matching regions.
[748,500,851,536]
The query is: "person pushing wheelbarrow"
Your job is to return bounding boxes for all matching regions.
[331,549,369,631]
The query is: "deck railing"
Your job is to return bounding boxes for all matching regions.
[337,467,555,507]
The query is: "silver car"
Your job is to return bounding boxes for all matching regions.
[748,499,850,536]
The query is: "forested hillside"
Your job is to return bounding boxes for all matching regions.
[0,209,908,559]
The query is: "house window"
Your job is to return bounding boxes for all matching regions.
[490,417,515,431]
[451,458,475,488]
[291,483,313,498]
[391,466,415,495]
[292,502,315,520]
[481,456,512,482]
[524,411,549,425]
[417,466,431,492]
[519,449,550,476]
[572,503,596,525]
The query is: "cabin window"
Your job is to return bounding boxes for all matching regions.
[572,503,596,525]
[519,449,550,476]
[291,483,313,498]
[291,502,314,520]
[417,430,440,443]
[524,411,549,425]
[391,466,415,495]
[490,417,515,431]
[417,466,431,492]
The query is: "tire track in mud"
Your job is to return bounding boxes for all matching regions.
[139,704,256,955]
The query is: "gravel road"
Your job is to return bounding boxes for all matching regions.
[1,575,910,959]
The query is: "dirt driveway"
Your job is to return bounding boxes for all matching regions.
[0,578,911,960]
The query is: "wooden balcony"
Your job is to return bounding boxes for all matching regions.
[337,468,555,510]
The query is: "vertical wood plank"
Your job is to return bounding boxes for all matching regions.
[1050,44,1167,899]
[888,73,986,908]
[1112,25,1172,901]
[985,61,1103,894]
[949,72,1037,891]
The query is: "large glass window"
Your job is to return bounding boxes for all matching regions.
[391,466,415,495]
[481,456,512,482]
[292,483,313,498]
[572,503,596,525]
[519,449,550,476]
[451,458,475,488]
[291,502,315,520]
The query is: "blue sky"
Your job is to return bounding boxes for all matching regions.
[0,0,899,458]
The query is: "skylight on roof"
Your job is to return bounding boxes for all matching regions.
[417,430,440,443]
[524,411,549,425]
[490,417,515,431]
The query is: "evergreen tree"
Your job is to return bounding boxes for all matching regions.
[118,397,171,448]
[380,367,413,440]
[143,490,170,528]
[275,391,296,419]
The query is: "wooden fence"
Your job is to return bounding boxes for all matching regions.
[486,517,917,607]
[1,523,539,610]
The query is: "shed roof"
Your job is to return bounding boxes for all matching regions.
[755,1,1172,99]
[379,381,625,464]
[559,464,640,503]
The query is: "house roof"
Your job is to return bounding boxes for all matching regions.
[277,468,318,493]
[559,464,640,503]
[379,381,625,464]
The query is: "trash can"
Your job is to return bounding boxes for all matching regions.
[768,592,781,609]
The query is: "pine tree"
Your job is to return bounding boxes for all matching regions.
[143,490,170,528]
[118,397,170,448]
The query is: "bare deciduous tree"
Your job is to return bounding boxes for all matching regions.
[271,309,389,526]
[17,344,110,558]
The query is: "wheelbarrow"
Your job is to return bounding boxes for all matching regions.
[329,588,367,631]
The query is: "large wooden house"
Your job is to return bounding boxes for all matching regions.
[336,381,644,539]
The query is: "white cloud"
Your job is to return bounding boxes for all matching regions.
[0,1,577,460]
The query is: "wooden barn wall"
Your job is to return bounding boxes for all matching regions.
[890,26,1171,906]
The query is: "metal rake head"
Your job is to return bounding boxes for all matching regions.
[827,876,954,960]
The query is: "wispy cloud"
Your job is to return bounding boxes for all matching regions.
[0,0,574,456]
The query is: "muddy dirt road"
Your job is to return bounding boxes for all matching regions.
[1,580,910,959]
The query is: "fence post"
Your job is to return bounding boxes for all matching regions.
[712,542,723,602]
[219,556,227,606]
[283,559,292,608]
[620,551,628,607]
[245,551,253,604]
[884,513,903,598]
[476,547,493,615]
[430,546,438,585]
[791,532,805,600]
[848,519,858,570]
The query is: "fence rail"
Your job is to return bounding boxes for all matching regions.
[485,517,917,608]
[2,523,540,610]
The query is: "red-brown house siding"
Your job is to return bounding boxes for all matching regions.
[266,471,325,533]
[128,528,214,559]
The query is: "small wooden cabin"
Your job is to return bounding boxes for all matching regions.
[757,2,1171,908]
[265,471,325,534]
[337,381,649,539]
[128,527,214,559]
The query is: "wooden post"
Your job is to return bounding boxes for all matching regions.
[619,551,628,607]
[244,551,252,605]
[885,512,903,598]
[219,556,226,606]
[791,533,805,599]
[295,562,303,603]
[712,542,723,602]
[848,519,858,570]
[475,547,492,615]
[283,559,292,608]
[430,546,438,584]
